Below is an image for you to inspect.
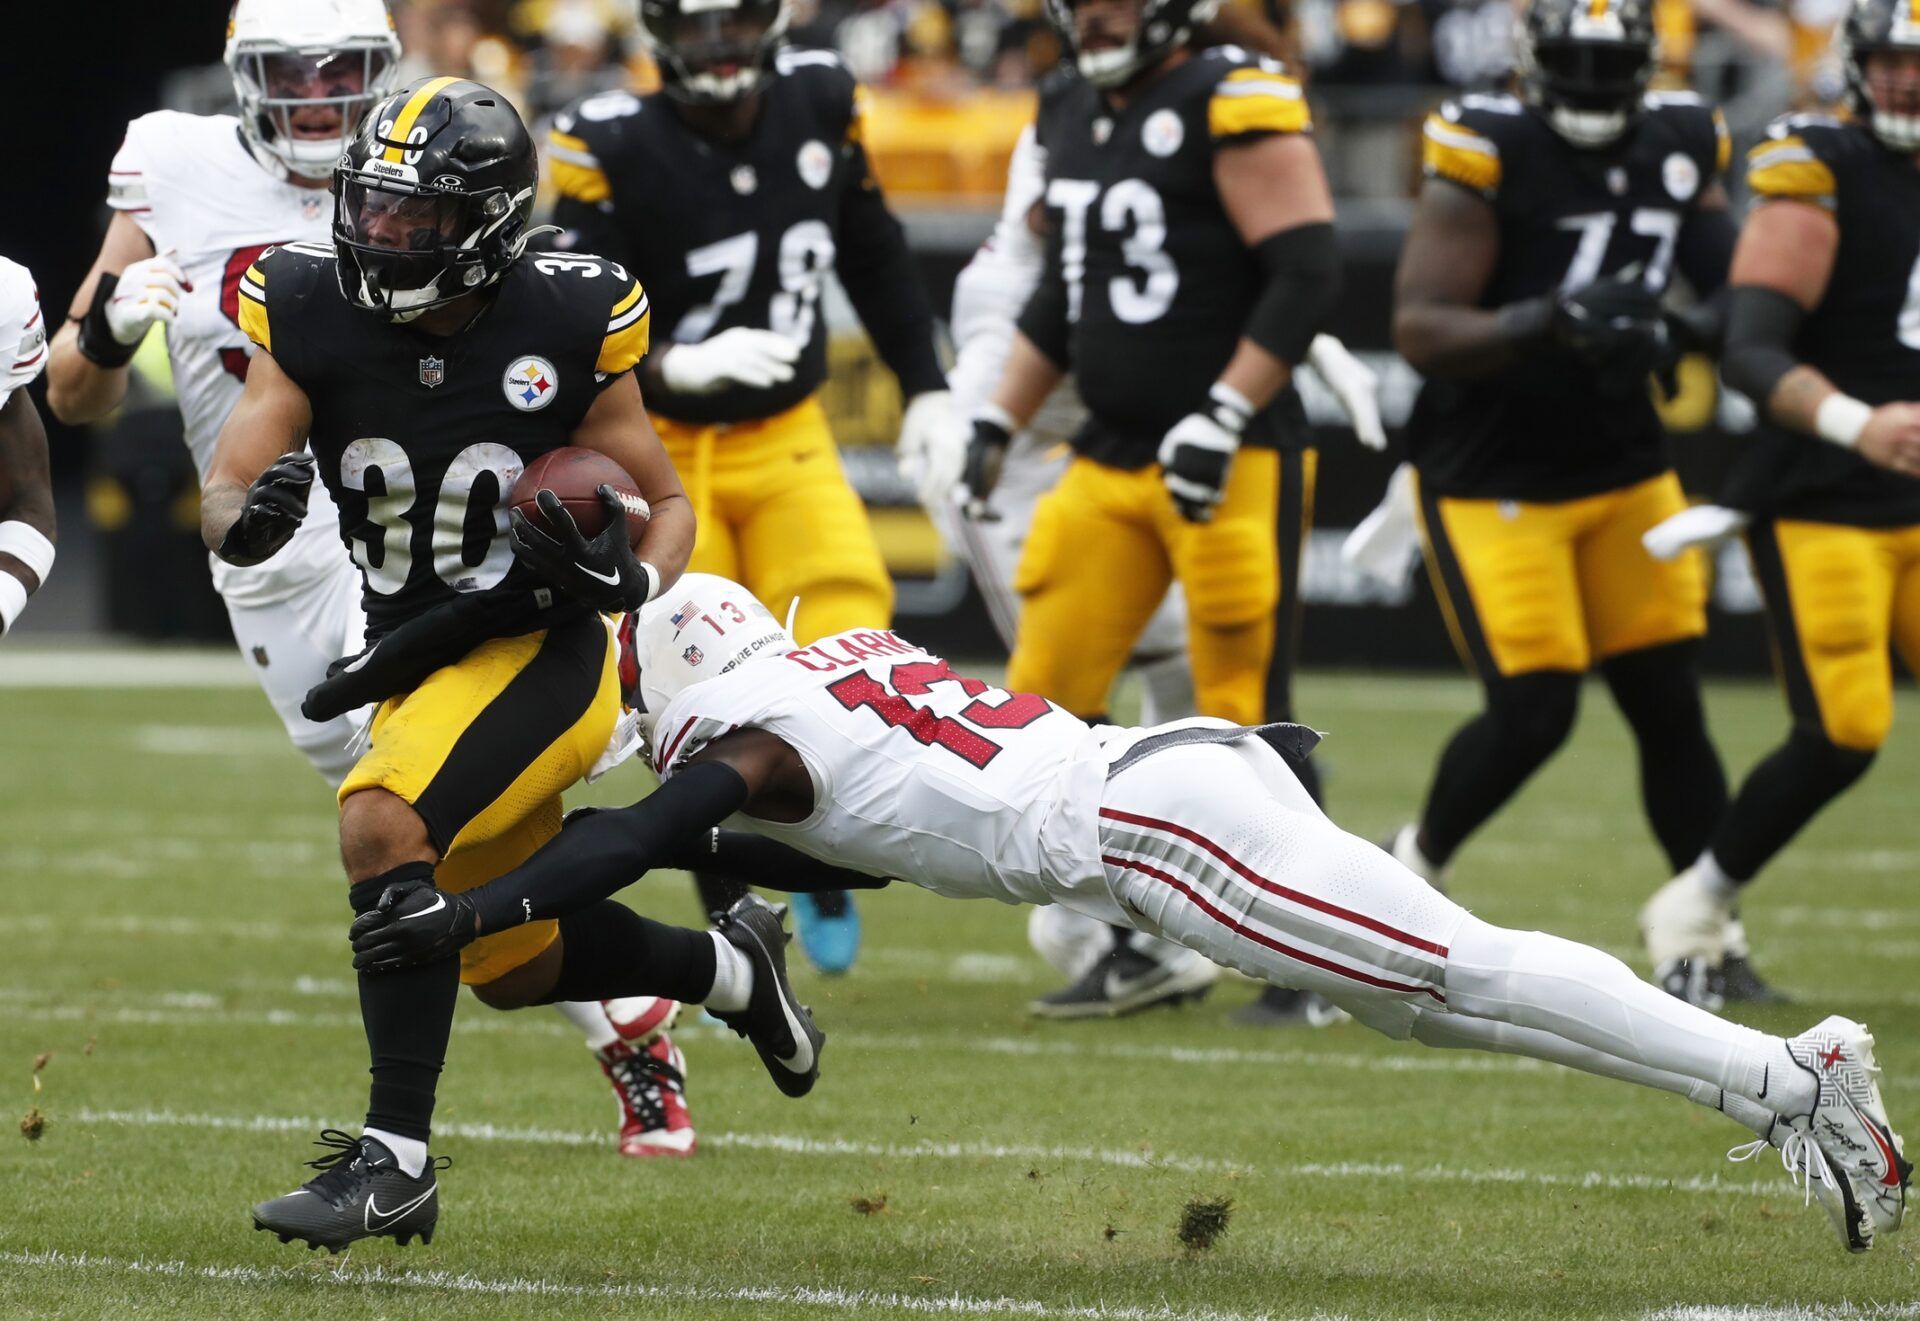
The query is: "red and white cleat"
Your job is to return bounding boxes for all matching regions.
[1783,1015,1910,1247]
[597,1032,696,1158]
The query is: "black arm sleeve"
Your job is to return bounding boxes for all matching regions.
[465,762,752,934]
[1244,222,1343,366]
[1014,243,1072,370]
[551,193,635,269]
[835,149,946,398]
[1676,204,1737,299]
[1721,284,1808,408]
[657,828,892,893]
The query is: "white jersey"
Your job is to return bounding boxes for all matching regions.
[108,110,345,606]
[0,256,47,410]
[652,628,1117,916]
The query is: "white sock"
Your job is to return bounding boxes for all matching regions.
[363,1126,428,1178]
[1134,651,1195,726]
[1443,915,1799,1111]
[1691,851,1741,904]
[705,932,755,1013]
[551,1000,621,1053]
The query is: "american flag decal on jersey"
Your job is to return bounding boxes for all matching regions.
[669,600,698,630]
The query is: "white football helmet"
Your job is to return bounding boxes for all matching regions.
[225,0,402,180]
[634,573,795,741]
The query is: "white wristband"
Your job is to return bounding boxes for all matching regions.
[1207,382,1255,434]
[0,571,28,635]
[0,520,54,584]
[640,562,662,604]
[1815,394,1872,449]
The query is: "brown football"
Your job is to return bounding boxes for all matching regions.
[510,447,649,545]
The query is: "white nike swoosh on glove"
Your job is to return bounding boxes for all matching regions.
[400,895,447,920]
[579,564,624,586]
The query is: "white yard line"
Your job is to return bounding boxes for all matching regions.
[0,649,254,688]
[66,1106,1783,1198]
[1647,1307,1920,1320]
[0,1248,1316,1321]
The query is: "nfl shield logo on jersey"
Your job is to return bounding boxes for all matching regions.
[503,356,558,411]
[418,355,445,388]
[682,644,705,667]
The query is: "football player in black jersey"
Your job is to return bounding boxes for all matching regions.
[1639,0,1920,1043]
[201,79,821,1251]
[546,0,961,973]
[1382,0,1736,935]
[958,0,1341,736]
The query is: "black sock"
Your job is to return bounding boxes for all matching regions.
[1600,641,1728,871]
[1418,672,1579,866]
[351,862,458,1144]
[538,900,719,1004]
[1713,729,1876,882]
[693,871,749,919]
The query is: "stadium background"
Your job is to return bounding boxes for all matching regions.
[1,0,1842,670]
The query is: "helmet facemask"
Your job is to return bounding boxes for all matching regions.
[640,0,791,104]
[1517,0,1655,148]
[228,43,398,178]
[1043,0,1221,90]
[332,171,530,321]
[1842,14,1920,152]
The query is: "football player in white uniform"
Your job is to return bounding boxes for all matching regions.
[934,123,1387,1024]
[354,572,1909,1254]
[0,256,56,638]
[45,0,692,1159]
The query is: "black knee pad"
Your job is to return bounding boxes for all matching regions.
[1486,672,1580,759]
[349,860,437,915]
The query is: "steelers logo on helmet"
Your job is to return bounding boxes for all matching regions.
[503,356,559,411]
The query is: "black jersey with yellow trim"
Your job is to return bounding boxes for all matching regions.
[239,241,650,635]
[1407,91,1728,502]
[1722,114,1920,526]
[548,49,874,426]
[1024,46,1314,468]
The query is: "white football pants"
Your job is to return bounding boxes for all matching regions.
[1092,735,1799,1115]
[221,558,367,788]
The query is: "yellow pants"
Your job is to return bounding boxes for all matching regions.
[1007,448,1315,724]
[1416,471,1707,678]
[1746,518,1920,751]
[656,396,893,645]
[339,615,620,984]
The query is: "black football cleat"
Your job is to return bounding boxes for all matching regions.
[1230,985,1348,1029]
[710,895,825,1098]
[1029,944,1216,1020]
[1720,954,1791,1004]
[252,1130,446,1253]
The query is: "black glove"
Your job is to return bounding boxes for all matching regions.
[960,415,1012,521]
[1550,272,1668,399]
[349,877,479,973]
[217,451,315,564]
[508,486,652,612]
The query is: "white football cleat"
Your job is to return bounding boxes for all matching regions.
[1384,824,1450,895]
[1639,868,1733,1008]
[1725,1103,1866,1253]
[1782,1016,1911,1243]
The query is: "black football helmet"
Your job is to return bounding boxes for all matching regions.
[637,0,791,104]
[1516,0,1658,148]
[1838,0,1920,151]
[1042,0,1223,89]
[331,77,537,321]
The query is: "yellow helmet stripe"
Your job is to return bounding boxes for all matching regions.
[1588,0,1609,17]
[383,76,464,164]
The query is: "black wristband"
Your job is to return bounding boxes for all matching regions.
[75,274,138,369]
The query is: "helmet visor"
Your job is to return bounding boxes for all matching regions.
[233,46,396,151]
[338,178,471,253]
[1532,39,1651,108]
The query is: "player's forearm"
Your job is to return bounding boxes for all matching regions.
[45,325,130,425]
[633,491,694,597]
[1766,365,1846,437]
[1722,283,1833,436]
[987,332,1066,430]
[1215,338,1292,413]
[465,763,752,934]
[200,480,251,559]
[1393,300,1542,381]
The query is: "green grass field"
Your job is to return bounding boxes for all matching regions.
[3,654,1917,1319]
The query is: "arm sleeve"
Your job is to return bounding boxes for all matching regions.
[1721,284,1807,408]
[1013,236,1072,369]
[832,95,947,398]
[465,762,753,932]
[655,828,892,892]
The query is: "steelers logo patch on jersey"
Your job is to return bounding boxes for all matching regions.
[503,356,559,411]
[1663,152,1699,202]
[797,139,832,189]
[1142,109,1185,158]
